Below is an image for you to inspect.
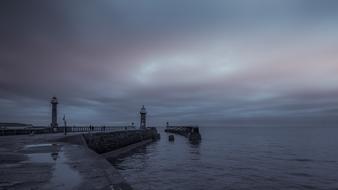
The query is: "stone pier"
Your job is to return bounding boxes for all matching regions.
[83,128,159,154]
[0,128,160,190]
[165,126,201,142]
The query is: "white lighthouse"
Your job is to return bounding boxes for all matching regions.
[50,96,58,129]
[139,105,147,130]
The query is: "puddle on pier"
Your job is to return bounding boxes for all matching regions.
[25,143,82,190]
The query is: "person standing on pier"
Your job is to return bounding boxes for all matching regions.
[63,115,67,135]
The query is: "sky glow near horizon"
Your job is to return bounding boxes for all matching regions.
[1,0,338,126]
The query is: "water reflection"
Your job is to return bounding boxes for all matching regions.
[24,144,82,190]
[112,142,154,170]
[189,139,201,146]
[188,138,201,162]
[116,127,338,190]
[51,152,58,161]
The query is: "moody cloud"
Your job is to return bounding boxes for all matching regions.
[1,0,338,126]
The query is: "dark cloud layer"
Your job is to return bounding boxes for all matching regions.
[1,0,338,126]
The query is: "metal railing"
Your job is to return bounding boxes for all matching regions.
[0,126,136,136]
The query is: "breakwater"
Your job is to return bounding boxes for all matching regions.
[165,126,201,142]
[0,128,160,190]
[80,128,160,190]
[52,128,160,190]
[83,128,160,155]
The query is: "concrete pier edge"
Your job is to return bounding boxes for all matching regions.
[77,134,134,190]
[0,129,159,190]
[58,130,160,190]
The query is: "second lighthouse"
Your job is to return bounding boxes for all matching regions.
[140,105,147,129]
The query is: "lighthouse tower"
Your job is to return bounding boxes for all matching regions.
[50,96,58,129]
[139,105,147,129]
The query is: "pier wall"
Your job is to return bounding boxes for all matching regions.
[58,128,160,190]
[165,126,201,141]
[0,126,135,136]
[83,128,159,154]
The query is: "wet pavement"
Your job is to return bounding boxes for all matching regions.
[22,143,82,190]
[0,133,129,190]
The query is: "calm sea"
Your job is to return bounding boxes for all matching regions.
[112,127,338,190]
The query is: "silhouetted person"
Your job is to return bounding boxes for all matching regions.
[63,115,67,136]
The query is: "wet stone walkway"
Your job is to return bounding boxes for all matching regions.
[0,133,129,190]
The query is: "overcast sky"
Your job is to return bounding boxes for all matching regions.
[1,0,338,127]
